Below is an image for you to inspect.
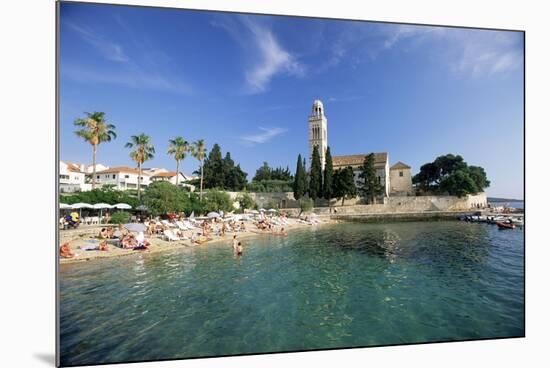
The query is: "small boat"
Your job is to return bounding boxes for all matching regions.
[496,221,516,230]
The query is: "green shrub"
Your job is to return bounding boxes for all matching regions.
[203,190,234,213]
[109,211,131,224]
[236,193,256,212]
[143,181,191,217]
[299,198,314,214]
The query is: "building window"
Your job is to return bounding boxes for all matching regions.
[125,175,129,179]
[378,176,381,184]
[97,175,100,179]
[60,175,69,180]
[112,174,116,179]
[399,171,403,177]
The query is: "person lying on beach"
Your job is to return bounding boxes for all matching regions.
[99,228,109,239]
[60,242,75,258]
[121,233,138,249]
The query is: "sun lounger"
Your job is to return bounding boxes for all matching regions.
[164,229,181,241]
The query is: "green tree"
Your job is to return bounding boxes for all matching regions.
[293,154,306,200]
[73,111,117,189]
[167,136,189,187]
[142,181,190,216]
[413,153,489,196]
[322,146,334,203]
[109,211,130,224]
[358,153,383,204]
[236,193,256,212]
[202,143,224,189]
[191,139,207,201]
[299,198,314,215]
[203,190,234,213]
[440,170,478,197]
[467,165,491,192]
[333,167,357,206]
[125,133,155,202]
[253,162,272,182]
[309,146,322,200]
[222,152,248,191]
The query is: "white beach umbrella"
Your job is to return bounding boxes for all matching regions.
[259,208,266,212]
[207,212,220,218]
[113,203,132,210]
[93,203,112,223]
[70,202,93,218]
[71,202,93,209]
[267,208,278,212]
[189,211,195,219]
[250,210,259,214]
[59,203,71,209]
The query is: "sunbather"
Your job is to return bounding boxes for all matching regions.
[60,242,75,258]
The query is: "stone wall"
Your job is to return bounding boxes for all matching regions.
[225,191,487,215]
[310,193,487,216]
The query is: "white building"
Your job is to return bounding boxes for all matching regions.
[59,161,90,192]
[93,166,151,190]
[306,99,412,198]
[150,171,196,191]
[332,153,391,197]
[308,99,328,171]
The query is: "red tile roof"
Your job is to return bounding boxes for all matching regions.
[95,166,145,175]
[332,153,388,168]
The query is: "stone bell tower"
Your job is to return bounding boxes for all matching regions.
[308,99,328,171]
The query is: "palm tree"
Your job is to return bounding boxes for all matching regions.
[125,134,155,201]
[73,112,116,189]
[167,137,189,187]
[191,139,207,201]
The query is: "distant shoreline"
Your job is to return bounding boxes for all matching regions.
[487,197,524,202]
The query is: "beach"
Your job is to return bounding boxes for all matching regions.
[59,216,336,264]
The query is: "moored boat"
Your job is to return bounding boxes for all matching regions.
[496,221,516,230]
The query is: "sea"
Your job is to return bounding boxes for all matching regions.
[59,220,524,366]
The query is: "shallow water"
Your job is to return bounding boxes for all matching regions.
[59,221,524,365]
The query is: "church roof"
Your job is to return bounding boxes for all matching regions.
[332,153,388,168]
[390,161,411,170]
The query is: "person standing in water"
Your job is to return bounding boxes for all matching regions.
[236,242,244,256]
[232,235,238,252]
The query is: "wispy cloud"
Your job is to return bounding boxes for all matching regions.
[62,17,192,94]
[448,30,523,78]
[62,65,192,94]
[315,23,522,79]
[65,21,129,62]
[240,127,287,145]
[327,95,365,103]
[212,16,305,94]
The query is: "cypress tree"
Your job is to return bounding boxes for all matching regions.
[358,153,383,204]
[309,146,322,200]
[322,146,334,202]
[293,154,306,200]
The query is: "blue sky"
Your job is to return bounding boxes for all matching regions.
[59,2,524,199]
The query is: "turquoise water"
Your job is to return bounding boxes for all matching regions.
[59,221,524,366]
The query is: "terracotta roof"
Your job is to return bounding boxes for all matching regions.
[152,171,179,178]
[390,161,411,170]
[61,161,84,173]
[332,153,388,168]
[95,166,147,175]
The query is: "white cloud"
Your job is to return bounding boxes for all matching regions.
[62,65,192,94]
[65,21,129,63]
[240,127,287,145]
[213,16,305,93]
[449,30,523,77]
